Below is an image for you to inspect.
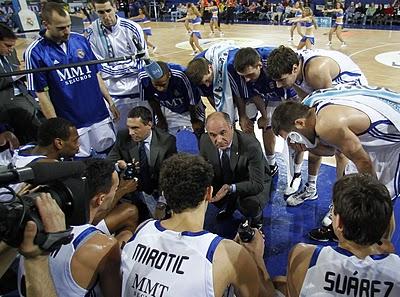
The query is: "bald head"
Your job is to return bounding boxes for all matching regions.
[205,112,233,150]
[206,112,232,127]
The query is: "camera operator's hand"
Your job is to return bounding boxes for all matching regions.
[19,193,66,258]
[117,160,128,170]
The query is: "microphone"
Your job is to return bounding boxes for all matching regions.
[0,161,86,186]
[131,36,163,80]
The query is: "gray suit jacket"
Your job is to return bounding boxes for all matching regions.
[0,49,32,107]
[200,130,270,199]
[107,127,177,193]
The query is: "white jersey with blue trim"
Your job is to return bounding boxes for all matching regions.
[296,49,368,94]
[121,220,224,297]
[87,16,147,97]
[11,144,46,168]
[18,224,102,297]
[300,245,400,296]
[303,86,400,198]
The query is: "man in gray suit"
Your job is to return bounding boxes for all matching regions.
[200,112,272,228]
[0,24,43,144]
[108,106,177,217]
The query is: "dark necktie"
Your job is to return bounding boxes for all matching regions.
[221,150,233,185]
[139,141,152,193]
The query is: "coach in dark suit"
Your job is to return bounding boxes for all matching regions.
[200,112,271,228]
[108,106,176,217]
[0,24,43,144]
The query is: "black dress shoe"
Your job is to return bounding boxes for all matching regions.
[308,224,338,242]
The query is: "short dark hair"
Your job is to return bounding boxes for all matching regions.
[37,118,75,146]
[92,0,115,6]
[206,112,232,127]
[160,154,214,213]
[127,106,152,125]
[271,101,310,135]
[234,47,261,73]
[83,158,115,199]
[333,173,392,246]
[186,58,210,86]
[41,2,68,23]
[266,45,299,80]
[0,24,17,41]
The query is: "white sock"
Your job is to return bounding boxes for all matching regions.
[266,154,276,166]
[294,163,302,174]
[308,175,318,186]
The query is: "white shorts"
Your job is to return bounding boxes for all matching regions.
[246,101,281,128]
[345,143,400,199]
[77,117,116,157]
[161,107,192,136]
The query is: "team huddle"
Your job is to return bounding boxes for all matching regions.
[0,0,400,296]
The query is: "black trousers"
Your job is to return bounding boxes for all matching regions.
[213,177,272,219]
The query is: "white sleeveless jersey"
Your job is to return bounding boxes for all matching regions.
[19,224,103,297]
[304,86,400,198]
[9,144,47,194]
[300,245,400,296]
[296,49,368,94]
[121,220,224,297]
[11,144,47,168]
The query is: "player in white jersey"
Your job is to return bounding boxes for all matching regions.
[87,0,148,130]
[18,159,122,297]
[12,121,139,244]
[272,85,400,240]
[285,174,399,297]
[121,154,277,297]
[266,46,368,205]
[11,118,80,168]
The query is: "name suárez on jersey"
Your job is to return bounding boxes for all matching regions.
[323,271,394,296]
[56,65,92,86]
[132,243,190,274]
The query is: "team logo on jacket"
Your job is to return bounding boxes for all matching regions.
[76,49,85,59]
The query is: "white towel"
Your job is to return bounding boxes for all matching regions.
[204,42,237,120]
